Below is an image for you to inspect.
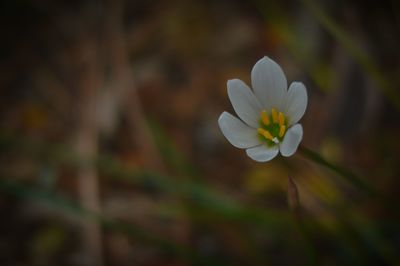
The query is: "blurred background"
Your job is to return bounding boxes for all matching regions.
[1,0,400,265]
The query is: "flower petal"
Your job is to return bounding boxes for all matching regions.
[227,79,262,128]
[251,56,287,111]
[246,145,279,162]
[284,82,308,126]
[218,112,261,149]
[279,124,303,157]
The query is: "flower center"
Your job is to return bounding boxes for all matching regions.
[257,108,287,146]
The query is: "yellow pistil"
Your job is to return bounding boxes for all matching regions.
[271,108,279,123]
[261,110,270,125]
[279,125,286,138]
[278,112,285,126]
[257,128,273,141]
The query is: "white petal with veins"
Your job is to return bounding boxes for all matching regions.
[246,145,279,162]
[285,82,308,126]
[218,112,261,149]
[280,124,303,157]
[251,56,287,111]
[227,79,262,128]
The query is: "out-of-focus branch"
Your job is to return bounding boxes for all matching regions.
[71,1,165,264]
[301,0,400,111]
[74,38,103,266]
[103,0,164,172]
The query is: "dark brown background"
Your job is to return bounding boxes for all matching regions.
[0,0,399,265]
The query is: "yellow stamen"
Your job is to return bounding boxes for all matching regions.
[278,112,285,126]
[261,110,270,125]
[279,125,286,138]
[258,128,273,141]
[271,108,279,123]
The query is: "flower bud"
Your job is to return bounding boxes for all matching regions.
[287,175,300,210]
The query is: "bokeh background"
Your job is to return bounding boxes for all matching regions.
[1,0,400,265]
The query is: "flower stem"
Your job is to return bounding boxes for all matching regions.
[298,145,375,196]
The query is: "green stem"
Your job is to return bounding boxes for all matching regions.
[298,145,375,196]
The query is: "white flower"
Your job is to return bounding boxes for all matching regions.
[218,56,307,162]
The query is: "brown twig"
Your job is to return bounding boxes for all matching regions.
[74,35,103,266]
[104,0,165,171]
